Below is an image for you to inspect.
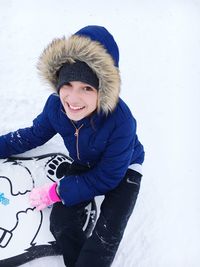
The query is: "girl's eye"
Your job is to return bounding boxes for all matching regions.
[83,86,94,92]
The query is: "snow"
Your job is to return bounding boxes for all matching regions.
[1,0,200,266]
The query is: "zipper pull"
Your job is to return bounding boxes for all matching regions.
[73,123,84,137]
[74,128,79,137]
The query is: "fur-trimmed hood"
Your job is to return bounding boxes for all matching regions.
[37,26,121,114]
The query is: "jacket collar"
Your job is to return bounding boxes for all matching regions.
[60,103,104,129]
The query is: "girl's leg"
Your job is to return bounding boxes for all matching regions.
[50,201,90,267]
[50,161,95,266]
[75,169,142,267]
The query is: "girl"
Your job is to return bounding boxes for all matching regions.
[0,25,144,267]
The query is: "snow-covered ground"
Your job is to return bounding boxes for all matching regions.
[1,0,200,266]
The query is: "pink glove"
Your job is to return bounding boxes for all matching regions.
[29,183,61,211]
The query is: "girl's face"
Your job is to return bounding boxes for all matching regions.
[59,81,98,121]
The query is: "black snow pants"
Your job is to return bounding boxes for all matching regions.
[50,163,142,267]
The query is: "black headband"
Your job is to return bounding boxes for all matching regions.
[57,60,99,92]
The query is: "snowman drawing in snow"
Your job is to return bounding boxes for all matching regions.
[0,153,97,266]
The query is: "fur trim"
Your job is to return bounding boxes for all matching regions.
[37,35,121,114]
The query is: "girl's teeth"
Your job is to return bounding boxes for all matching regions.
[69,104,83,110]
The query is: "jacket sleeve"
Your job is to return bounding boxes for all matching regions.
[0,95,57,158]
[58,117,136,206]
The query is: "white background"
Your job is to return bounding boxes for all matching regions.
[0,0,200,266]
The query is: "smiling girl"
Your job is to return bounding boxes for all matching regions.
[0,25,145,267]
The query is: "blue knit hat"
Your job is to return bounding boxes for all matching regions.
[75,25,119,67]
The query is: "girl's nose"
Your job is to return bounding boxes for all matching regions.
[67,86,81,101]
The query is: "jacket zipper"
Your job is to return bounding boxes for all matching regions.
[71,121,84,160]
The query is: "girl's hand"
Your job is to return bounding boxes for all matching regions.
[29,183,61,211]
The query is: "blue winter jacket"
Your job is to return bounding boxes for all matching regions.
[0,93,144,205]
